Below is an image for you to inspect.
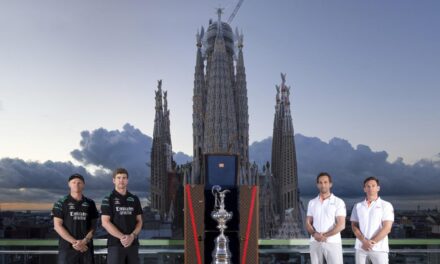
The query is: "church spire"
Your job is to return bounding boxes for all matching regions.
[192,27,206,184]
[271,74,299,223]
[203,18,237,154]
[153,80,163,133]
[192,15,249,185]
[151,80,173,219]
[235,28,250,184]
[216,8,223,24]
[163,91,172,144]
[151,80,166,218]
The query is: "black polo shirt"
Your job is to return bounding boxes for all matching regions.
[52,194,99,249]
[101,190,143,247]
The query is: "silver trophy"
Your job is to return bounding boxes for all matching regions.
[211,185,233,264]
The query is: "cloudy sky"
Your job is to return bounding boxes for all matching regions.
[0,124,439,209]
[0,1,439,206]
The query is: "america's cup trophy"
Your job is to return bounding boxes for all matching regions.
[211,185,233,264]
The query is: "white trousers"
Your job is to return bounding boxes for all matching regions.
[310,241,343,264]
[355,249,388,264]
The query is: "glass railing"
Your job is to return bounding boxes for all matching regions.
[1,239,439,263]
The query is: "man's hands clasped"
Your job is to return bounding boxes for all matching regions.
[72,238,89,252]
[120,233,136,248]
[312,232,327,242]
[361,238,376,251]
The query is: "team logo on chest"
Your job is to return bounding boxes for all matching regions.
[68,202,75,210]
[116,206,134,215]
[114,197,121,205]
[127,197,135,202]
[70,211,88,220]
[82,202,89,207]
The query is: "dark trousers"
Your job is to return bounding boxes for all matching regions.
[58,248,94,264]
[107,245,139,264]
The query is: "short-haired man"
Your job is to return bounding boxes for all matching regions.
[101,168,143,264]
[351,177,394,264]
[52,173,99,264]
[305,172,346,264]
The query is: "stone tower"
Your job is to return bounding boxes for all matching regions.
[191,11,251,185]
[151,80,173,218]
[271,73,300,223]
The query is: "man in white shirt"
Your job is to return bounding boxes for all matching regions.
[351,176,394,264]
[306,172,346,264]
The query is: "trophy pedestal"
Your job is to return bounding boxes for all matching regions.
[212,233,232,264]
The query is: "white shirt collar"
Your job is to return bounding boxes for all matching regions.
[317,193,334,202]
[363,196,382,207]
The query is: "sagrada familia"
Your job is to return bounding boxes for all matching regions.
[150,11,304,238]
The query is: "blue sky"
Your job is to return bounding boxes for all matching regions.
[1,0,439,165]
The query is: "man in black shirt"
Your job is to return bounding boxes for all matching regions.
[101,168,143,264]
[52,173,99,264]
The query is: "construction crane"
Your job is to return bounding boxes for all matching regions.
[227,0,244,24]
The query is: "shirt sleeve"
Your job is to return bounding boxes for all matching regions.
[336,199,347,217]
[52,200,64,219]
[135,197,143,216]
[382,202,394,222]
[306,200,313,217]
[350,204,359,222]
[89,200,99,219]
[101,196,112,216]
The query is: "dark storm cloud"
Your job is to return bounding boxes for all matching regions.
[71,123,151,170]
[71,123,152,192]
[249,135,440,197]
[0,158,87,190]
[0,158,112,202]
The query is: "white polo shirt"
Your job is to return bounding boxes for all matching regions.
[307,193,346,243]
[350,197,394,252]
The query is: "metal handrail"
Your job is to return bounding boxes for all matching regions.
[0,239,183,246]
[0,239,439,255]
[1,238,440,246]
[259,238,440,246]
